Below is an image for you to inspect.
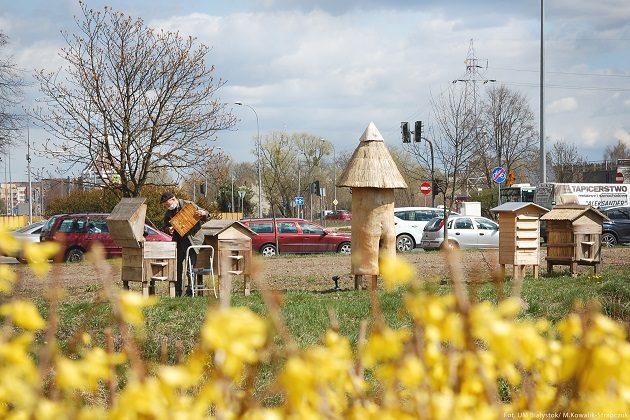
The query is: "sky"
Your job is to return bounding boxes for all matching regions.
[1,0,630,182]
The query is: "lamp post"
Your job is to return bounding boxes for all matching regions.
[234,101,263,218]
[26,116,32,224]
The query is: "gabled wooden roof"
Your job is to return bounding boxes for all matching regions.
[201,220,254,237]
[540,204,608,222]
[491,202,548,215]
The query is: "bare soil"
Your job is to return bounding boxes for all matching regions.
[9,247,630,302]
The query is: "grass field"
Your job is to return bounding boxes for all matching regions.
[37,263,630,364]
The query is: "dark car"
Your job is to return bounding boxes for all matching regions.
[325,210,352,221]
[40,213,171,262]
[241,218,351,257]
[600,205,630,246]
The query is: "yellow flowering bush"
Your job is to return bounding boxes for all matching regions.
[0,237,629,418]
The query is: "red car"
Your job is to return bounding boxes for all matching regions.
[40,213,171,262]
[325,210,352,221]
[241,218,351,257]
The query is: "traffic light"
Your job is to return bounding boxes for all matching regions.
[414,121,423,143]
[432,180,443,198]
[401,122,411,143]
[506,170,516,187]
[200,183,206,195]
[311,180,321,196]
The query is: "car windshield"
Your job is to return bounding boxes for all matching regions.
[424,218,443,231]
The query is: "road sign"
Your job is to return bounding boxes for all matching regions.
[492,166,506,184]
[238,190,246,199]
[295,196,305,206]
[420,182,432,195]
[616,172,624,183]
[332,199,338,206]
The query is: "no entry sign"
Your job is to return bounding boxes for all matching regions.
[420,182,432,195]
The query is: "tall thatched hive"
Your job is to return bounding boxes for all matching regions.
[337,122,407,285]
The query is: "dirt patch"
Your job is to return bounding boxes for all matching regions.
[9,247,630,302]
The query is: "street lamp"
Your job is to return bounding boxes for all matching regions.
[234,101,263,218]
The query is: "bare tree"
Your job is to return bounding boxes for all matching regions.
[430,84,477,205]
[604,139,630,164]
[0,31,24,151]
[478,85,538,186]
[32,3,236,197]
[548,140,586,182]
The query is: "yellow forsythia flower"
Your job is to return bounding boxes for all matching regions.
[201,307,268,379]
[117,290,157,326]
[0,229,21,257]
[379,256,415,291]
[0,264,17,294]
[0,300,45,330]
[23,241,60,278]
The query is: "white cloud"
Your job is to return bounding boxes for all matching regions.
[547,97,578,114]
[582,127,599,146]
[614,129,630,145]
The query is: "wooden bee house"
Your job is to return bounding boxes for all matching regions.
[107,198,177,296]
[491,202,548,281]
[337,122,408,290]
[540,204,608,278]
[200,220,254,297]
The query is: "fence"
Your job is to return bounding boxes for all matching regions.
[0,215,46,230]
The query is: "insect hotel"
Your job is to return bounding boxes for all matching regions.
[337,122,408,290]
[491,202,548,281]
[540,204,608,277]
[107,198,177,296]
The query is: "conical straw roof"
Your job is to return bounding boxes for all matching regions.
[337,122,408,189]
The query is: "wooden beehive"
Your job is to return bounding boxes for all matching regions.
[107,198,177,296]
[491,202,548,281]
[540,204,608,277]
[200,220,254,298]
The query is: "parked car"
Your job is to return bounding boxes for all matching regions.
[420,215,499,250]
[2,221,46,262]
[241,218,351,257]
[599,205,630,246]
[10,221,45,244]
[40,213,171,262]
[325,210,352,221]
[394,207,457,252]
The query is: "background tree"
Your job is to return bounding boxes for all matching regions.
[548,140,586,182]
[478,85,538,186]
[430,84,477,207]
[0,31,24,152]
[32,3,236,197]
[604,139,630,163]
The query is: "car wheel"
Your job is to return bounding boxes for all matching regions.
[260,244,277,257]
[601,232,618,247]
[396,234,415,252]
[65,248,85,263]
[337,242,351,254]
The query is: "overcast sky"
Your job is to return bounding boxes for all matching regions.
[2,0,630,181]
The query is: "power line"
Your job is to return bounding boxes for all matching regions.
[490,66,630,79]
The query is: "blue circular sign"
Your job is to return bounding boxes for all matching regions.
[492,166,506,183]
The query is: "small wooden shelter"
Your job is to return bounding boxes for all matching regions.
[107,198,177,296]
[540,204,608,277]
[337,122,408,289]
[200,220,254,297]
[491,202,548,281]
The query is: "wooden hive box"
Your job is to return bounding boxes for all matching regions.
[540,204,608,277]
[107,198,177,296]
[491,202,548,280]
[200,220,254,296]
